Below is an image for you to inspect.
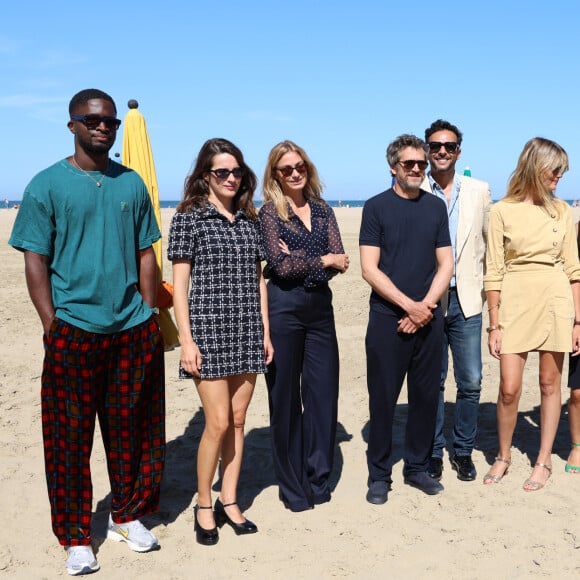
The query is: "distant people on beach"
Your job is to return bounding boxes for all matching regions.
[2,199,18,209]
[259,140,348,512]
[360,134,453,504]
[8,88,165,575]
[484,137,580,491]
[421,120,492,483]
[168,138,273,545]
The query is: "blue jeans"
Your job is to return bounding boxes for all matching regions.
[432,289,482,458]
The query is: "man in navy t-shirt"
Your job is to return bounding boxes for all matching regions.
[359,134,453,504]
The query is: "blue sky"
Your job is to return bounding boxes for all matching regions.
[2,0,580,201]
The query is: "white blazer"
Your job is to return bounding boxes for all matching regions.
[421,174,492,318]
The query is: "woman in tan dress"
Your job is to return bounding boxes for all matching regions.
[484,137,580,491]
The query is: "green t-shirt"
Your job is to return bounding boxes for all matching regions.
[9,159,161,333]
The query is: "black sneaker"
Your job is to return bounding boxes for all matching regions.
[404,472,444,495]
[451,454,477,481]
[366,480,390,504]
[427,456,443,480]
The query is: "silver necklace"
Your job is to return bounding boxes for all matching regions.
[71,155,109,187]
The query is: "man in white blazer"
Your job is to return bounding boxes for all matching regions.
[421,120,492,482]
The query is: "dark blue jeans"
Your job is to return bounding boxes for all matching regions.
[432,289,482,458]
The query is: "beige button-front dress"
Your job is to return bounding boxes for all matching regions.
[484,199,580,354]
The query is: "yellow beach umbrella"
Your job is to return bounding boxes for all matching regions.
[122,99,179,349]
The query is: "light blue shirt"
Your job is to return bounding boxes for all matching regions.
[428,172,460,287]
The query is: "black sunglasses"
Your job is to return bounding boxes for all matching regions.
[70,114,122,130]
[428,141,459,154]
[209,167,244,179]
[398,160,428,171]
[276,162,307,178]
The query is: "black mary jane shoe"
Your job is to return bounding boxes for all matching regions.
[194,505,219,546]
[214,498,258,535]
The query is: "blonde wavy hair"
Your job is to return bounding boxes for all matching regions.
[262,140,324,221]
[505,137,569,218]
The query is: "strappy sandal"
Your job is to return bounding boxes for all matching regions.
[523,462,552,492]
[565,443,580,473]
[483,456,511,484]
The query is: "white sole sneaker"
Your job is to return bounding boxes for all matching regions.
[106,515,159,553]
[65,546,100,576]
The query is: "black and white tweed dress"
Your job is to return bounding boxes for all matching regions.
[168,204,267,379]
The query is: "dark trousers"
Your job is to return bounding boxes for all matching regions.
[366,308,443,483]
[266,282,339,511]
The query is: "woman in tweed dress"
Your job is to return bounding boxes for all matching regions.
[169,138,273,544]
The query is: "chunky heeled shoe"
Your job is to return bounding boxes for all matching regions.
[214,498,258,535]
[483,456,511,484]
[194,505,219,545]
[565,443,580,473]
[523,462,552,492]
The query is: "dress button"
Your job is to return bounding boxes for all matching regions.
[553,242,558,247]
[553,228,558,232]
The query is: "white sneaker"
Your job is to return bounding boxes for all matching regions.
[65,546,100,576]
[106,515,159,552]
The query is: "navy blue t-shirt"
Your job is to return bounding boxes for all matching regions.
[359,188,451,315]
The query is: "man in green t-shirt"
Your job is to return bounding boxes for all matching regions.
[9,88,165,576]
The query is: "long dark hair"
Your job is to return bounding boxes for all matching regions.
[177,138,258,219]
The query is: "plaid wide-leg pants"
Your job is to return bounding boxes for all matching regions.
[41,317,165,546]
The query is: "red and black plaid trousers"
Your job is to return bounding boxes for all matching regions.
[41,317,165,546]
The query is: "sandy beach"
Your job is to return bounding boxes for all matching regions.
[1,206,579,579]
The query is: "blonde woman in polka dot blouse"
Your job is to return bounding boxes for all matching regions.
[259,140,349,512]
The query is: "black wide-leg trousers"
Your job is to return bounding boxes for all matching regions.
[266,282,339,512]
